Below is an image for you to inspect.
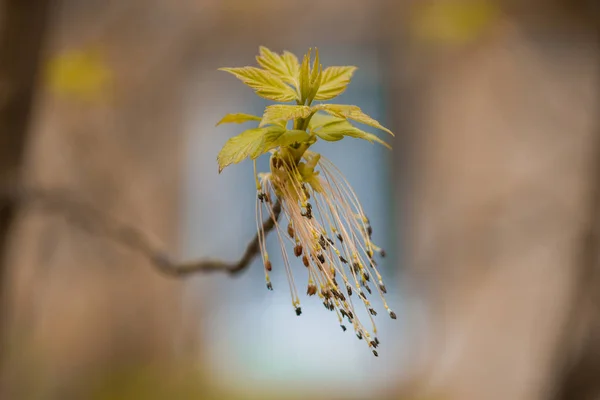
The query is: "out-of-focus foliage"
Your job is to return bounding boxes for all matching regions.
[410,0,501,45]
[45,47,112,101]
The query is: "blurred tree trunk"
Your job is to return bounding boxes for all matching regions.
[387,2,600,399]
[1,1,205,398]
[0,0,51,370]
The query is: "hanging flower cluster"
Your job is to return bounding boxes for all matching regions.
[217,47,395,356]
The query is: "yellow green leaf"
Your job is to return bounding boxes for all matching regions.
[315,119,391,148]
[219,66,297,102]
[313,104,394,136]
[256,47,298,88]
[334,123,392,149]
[314,66,357,100]
[217,125,310,171]
[307,112,345,132]
[282,51,300,80]
[314,128,344,142]
[260,105,311,127]
[309,48,321,87]
[262,129,311,152]
[307,48,322,103]
[299,49,311,103]
[217,128,269,172]
[216,113,261,126]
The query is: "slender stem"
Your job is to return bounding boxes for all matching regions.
[0,184,282,277]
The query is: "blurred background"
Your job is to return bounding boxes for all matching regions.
[0,0,599,399]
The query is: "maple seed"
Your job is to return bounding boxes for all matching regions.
[372,350,379,357]
[379,284,387,294]
[389,310,397,320]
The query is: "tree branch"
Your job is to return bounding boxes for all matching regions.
[0,183,281,277]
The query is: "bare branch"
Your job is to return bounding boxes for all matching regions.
[0,182,281,277]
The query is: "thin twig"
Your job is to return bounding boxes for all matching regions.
[0,182,281,277]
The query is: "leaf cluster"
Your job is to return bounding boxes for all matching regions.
[216,47,393,172]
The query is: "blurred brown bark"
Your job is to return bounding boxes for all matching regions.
[0,1,205,398]
[0,0,51,392]
[387,2,600,400]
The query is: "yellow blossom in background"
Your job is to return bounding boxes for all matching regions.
[45,47,112,101]
[410,0,501,45]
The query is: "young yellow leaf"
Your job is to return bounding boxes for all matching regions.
[217,128,269,172]
[262,129,311,152]
[313,104,394,136]
[307,66,322,105]
[256,47,288,77]
[307,112,345,131]
[299,49,311,103]
[282,51,300,80]
[315,119,390,148]
[314,128,344,142]
[219,66,297,102]
[314,66,357,100]
[260,105,311,127]
[216,113,261,126]
[310,48,320,85]
[333,123,392,149]
[256,47,298,88]
[306,48,322,104]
